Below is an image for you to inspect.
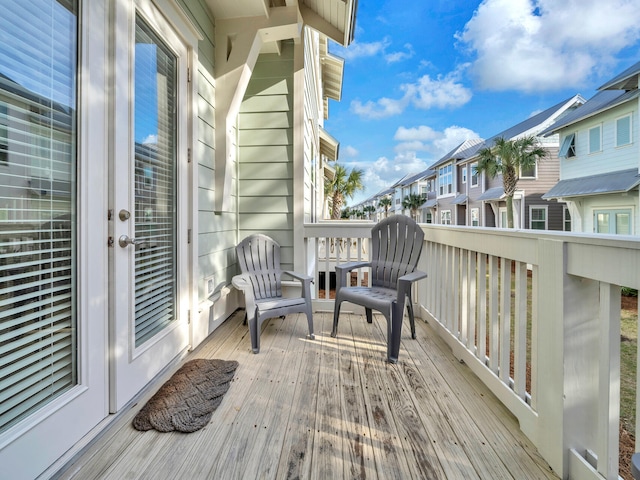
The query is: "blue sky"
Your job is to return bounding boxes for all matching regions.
[327,0,640,205]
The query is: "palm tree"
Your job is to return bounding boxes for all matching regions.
[363,205,376,220]
[325,164,365,220]
[475,135,547,228]
[378,196,392,218]
[402,193,425,221]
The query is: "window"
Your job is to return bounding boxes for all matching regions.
[520,161,537,179]
[470,162,478,187]
[420,185,428,197]
[594,209,632,235]
[530,206,547,230]
[461,165,467,184]
[0,0,78,433]
[588,125,601,154]
[471,208,479,226]
[441,210,451,225]
[616,114,632,147]
[424,211,432,223]
[438,164,453,195]
[559,133,576,158]
[563,206,571,231]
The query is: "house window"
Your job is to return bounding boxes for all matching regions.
[424,211,432,223]
[530,206,547,230]
[0,104,7,165]
[420,185,428,197]
[588,125,602,154]
[594,209,632,235]
[520,161,537,179]
[616,114,632,147]
[471,208,479,226]
[470,162,478,187]
[461,165,467,184]
[563,206,571,231]
[438,164,453,195]
[441,210,451,225]
[559,133,576,158]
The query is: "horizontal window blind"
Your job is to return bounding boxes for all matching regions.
[134,15,177,347]
[0,0,78,434]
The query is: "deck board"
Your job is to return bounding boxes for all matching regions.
[56,310,558,480]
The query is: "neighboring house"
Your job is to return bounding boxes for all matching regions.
[0,1,357,478]
[426,138,484,225]
[542,61,640,235]
[467,95,584,229]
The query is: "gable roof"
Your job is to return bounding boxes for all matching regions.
[429,138,484,169]
[598,60,640,91]
[541,89,640,136]
[485,95,584,145]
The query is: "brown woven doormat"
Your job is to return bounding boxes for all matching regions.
[132,358,239,433]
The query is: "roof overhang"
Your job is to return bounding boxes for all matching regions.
[319,127,339,160]
[451,194,468,205]
[543,169,640,200]
[422,199,438,208]
[207,0,357,48]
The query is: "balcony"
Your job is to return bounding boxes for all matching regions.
[59,221,638,480]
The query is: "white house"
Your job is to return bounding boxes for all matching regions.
[543,61,640,235]
[0,1,357,478]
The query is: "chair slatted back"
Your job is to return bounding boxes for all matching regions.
[370,216,424,289]
[236,234,282,300]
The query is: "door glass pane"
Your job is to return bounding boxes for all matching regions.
[133,15,177,347]
[0,0,78,433]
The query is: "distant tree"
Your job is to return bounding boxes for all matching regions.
[325,164,365,220]
[402,193,425,221]
[363,205,376,220]
[378,196,392,218]
[475,136,547,228]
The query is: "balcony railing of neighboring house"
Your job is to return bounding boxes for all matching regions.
[303,221,640,480]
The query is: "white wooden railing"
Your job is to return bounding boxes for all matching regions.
[303,221,640,480]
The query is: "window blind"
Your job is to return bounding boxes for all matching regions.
[0,0,78,434]
[133,16,177,347]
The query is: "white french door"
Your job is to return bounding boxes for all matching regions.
[109,0,190,411]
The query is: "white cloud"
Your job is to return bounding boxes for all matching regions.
[345,125,481,205]
[350,71,473,119]
[142,134,158,144]
[385,43,415,63]
[332,38,391,61]
[342,145,359,157]
[457,0,640,92]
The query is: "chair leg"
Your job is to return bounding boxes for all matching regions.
[365,308,373,324]
[407,298,416,340]
[388,303,403,364]
[306,309,315,340]
[249,314,260,354]
[331,301,342,337]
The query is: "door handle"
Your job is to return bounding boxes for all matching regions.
[118,235,139,248]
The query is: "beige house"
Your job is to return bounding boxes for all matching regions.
[0,1,356,478]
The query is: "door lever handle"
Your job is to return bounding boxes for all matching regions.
[118,235,138,248]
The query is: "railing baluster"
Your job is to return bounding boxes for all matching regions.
[499,258,511,384]
[477,252,487,363]
[489,255,499,374]
[513,261,527,399]
[468,251,477,352]
[460,249,469,345]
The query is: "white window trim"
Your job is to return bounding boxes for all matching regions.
[440,209,452,225]
[438,163,454,198]
[470,207,479,227]
[593,207,634,235]
[461,165,467,184]
[563,205,571,232]
[470,162,479,187]
[529,205,548,230]
[615,113,633,148]
[519,161,537,179]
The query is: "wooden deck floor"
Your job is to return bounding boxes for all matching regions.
[57,310,558,480]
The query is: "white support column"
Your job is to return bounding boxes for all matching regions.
[214,8,302,212]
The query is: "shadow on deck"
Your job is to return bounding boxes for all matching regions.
[56,310,557,479]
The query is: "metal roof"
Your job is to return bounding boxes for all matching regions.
[429,138,484,169]
[422,198,438,208]
[451,194,468,205]
[540,90,638,136]
[542,168,640,199]
[598,60,640,91]
[477,187,505,201]
[485,95,583,145]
